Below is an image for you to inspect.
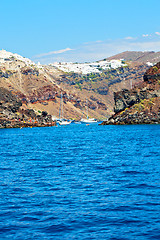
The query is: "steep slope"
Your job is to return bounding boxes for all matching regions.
[0,50,151,122]
[106,51,160,64]
[102,62,160,125]
[48,62,149,116]
[0,87,56,128]
[3,50,160,128]
[0,50,89,121]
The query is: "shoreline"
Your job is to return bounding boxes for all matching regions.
[0,121,56,129]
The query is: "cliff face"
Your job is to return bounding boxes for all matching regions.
[0,50,151,125]
[0,53,92,122]
[102,62,160,125]
[0,87,56,128]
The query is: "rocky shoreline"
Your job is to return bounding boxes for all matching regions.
[0,119,56,129]
[1,53,160,128]
[101,62,160,125]
[0,87,56,129]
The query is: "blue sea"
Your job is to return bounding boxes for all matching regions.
[0,124,160,240]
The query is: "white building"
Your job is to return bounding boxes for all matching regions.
[51,59,127,74]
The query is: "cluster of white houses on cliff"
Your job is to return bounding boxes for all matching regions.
[50,59,127,74]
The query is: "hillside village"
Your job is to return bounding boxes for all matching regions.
[0,49,159,128]
[50,59,128,74]
[0,50,127,75]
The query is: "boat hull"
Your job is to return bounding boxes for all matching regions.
[58,121,71,126]
[80,118,97,124]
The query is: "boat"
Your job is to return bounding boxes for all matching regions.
[58,93,71,126]
[80,99,97,124]
[59,120,71,125]
[81,118,97,123]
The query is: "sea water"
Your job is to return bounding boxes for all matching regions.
[0,124,160,240]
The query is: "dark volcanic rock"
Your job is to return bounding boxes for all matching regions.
[42,111,48,117]
[143,62,160,83]
[114,87,159,114]
[114,89,139,113]
[0,87,56,129]
[102,62,160,125]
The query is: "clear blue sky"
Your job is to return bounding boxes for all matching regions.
[1,0,160,61]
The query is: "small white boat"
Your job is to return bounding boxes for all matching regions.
[81,118,97,123]
[59,120,71,125]
[58,93,71,126]
[80,99,97,124]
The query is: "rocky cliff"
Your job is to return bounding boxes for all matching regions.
[0,50,152,125]
[0,87,56,128]
[102,62,160,125]
[2,50,160,128]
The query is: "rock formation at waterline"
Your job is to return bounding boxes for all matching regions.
[101,62,160,125]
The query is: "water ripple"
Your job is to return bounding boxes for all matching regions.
[0,124,160,240]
